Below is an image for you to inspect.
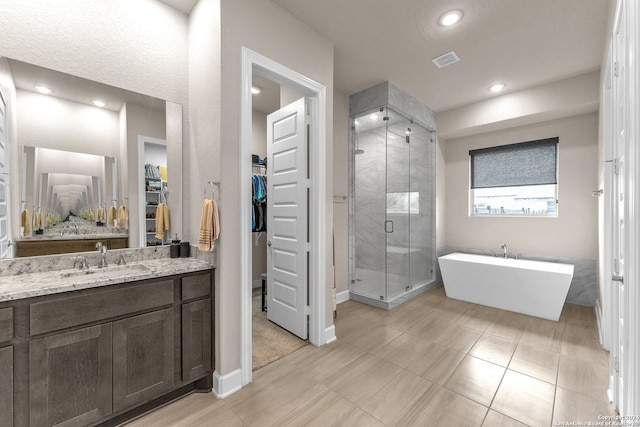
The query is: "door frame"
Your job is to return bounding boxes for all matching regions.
[240,47,328,386]
[604,0,640,414]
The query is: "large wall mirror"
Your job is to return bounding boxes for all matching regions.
[1,57,182,257]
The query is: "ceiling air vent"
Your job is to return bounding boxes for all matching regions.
[432,51,460,69]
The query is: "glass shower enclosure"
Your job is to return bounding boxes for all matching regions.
[349,82,437,309]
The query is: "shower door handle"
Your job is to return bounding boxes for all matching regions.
[385,220,394,233]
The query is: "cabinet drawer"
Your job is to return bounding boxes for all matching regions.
[181,272,212,301]
[30,280,174,336]
[0,308,12,344]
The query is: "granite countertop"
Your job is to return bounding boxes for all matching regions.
[0,246,215,302]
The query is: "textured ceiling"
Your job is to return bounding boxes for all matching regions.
[272,0,613,112]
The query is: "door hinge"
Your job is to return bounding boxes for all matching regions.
[614,355,619,372]
[305,242,311,252]
[306,115,311,126]
[614,61,620,78]
[614,258,619,274]
[305,305,310,315]
[306,178,311,188]
[607,159,619,175]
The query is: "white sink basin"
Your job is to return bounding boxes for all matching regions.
[60,263,150,281]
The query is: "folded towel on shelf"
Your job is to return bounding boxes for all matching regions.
[21,209,31,237]
[117,205,128,229]
[155,203,170,240]
[108,206,117,227]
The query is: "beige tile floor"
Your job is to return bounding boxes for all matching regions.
[127,285,616,426]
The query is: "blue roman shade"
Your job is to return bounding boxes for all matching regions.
[470,137,558,189]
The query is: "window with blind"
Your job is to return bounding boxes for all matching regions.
[469,137,558,217]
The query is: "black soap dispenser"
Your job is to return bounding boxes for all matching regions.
[170,234,181,258]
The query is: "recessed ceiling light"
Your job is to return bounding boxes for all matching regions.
[488,83,506,93]
[34,85,53,94]
[439,10,463,27]
[92,99,107,107]
[251,86,261,95]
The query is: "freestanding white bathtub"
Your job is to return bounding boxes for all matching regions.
[438,252,574,321]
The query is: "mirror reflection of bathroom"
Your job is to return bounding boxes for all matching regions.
[21,146,117,236]
[5,57,173,256]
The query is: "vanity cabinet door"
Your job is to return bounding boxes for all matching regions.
[0,346,13,427]
[112,308,174,412]
[30,324,113,427]
[182,298,212,382]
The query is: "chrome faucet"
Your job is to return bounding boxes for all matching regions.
[501,243,508,259]
[96,242,108,268]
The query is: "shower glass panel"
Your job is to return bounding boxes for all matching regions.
[351,103,436,306]
[352,108,386,300]
[385,108,411,301]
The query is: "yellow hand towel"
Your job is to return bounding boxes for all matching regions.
[21,209,31,237]
[33,211,41,230]
[155,203,170,240]
[198,199,213,251]
[108,206,117,227]
[117,205,128,229]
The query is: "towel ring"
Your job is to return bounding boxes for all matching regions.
[204,180,220,199]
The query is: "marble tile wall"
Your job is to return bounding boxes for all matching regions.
[349,81,437,131]
[436,246,598,307]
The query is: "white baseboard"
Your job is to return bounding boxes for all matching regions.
[335,290,350,304]
[324,324,336,344]
[213,369,242,398]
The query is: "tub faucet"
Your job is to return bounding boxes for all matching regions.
[501,243,508,259]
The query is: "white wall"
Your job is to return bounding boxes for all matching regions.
[443,113,599,260]
[333,90,349,295]
[201,0,334,378]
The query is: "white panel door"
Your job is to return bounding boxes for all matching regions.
[0,89,11,259]
[267,97,308,339]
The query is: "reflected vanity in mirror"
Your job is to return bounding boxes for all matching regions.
[18,146,127,256]
[1,57,181,257]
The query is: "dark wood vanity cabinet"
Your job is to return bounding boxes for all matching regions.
[1,268,214,427]
[0,307,14,427]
